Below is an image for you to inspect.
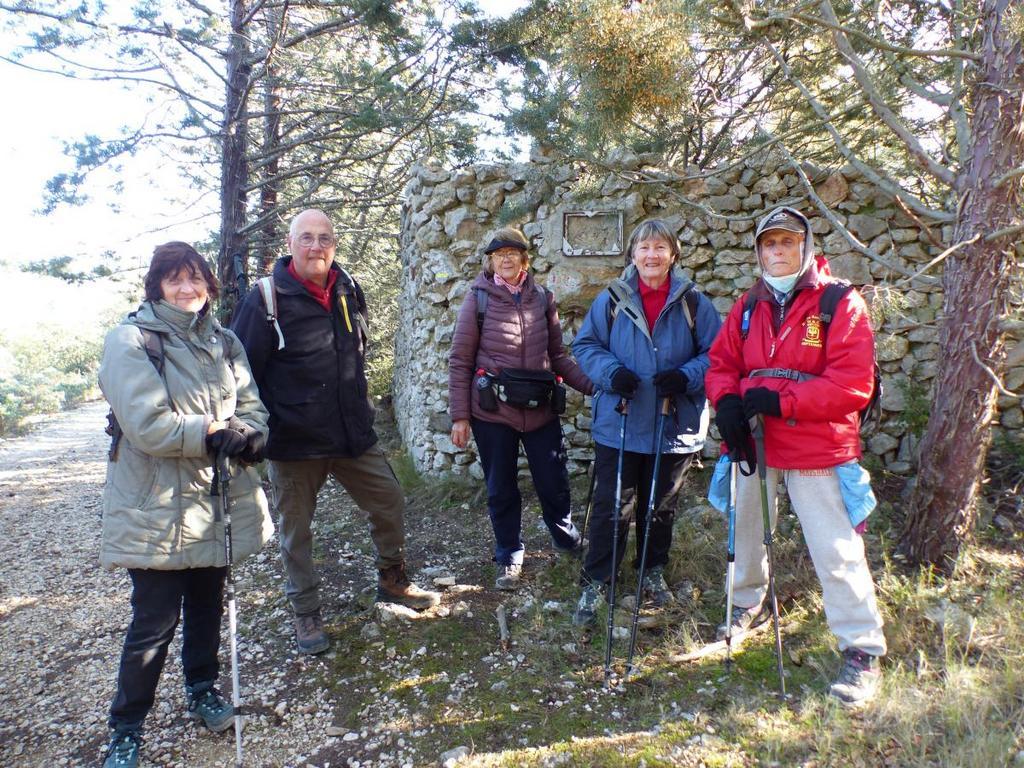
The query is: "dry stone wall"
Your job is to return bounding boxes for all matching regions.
[393,147,1024,478]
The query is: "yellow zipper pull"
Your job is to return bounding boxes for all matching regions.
[339,293,353,333]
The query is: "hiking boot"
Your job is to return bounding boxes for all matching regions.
[716,603,764,641]
[829,648,881,707]
[103,729,141,768]
[186,682,234,732]
[377,563,441,610]
[641,565,676,607]
[294,609,330,655]
[553,536,588,558]
[572,583,603,628]
[494,563,522,591]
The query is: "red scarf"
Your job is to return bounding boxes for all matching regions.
[288,260,338,311]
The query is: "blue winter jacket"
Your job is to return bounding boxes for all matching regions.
[573,265,723,455]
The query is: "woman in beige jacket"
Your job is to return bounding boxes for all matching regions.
[98,242,273,768]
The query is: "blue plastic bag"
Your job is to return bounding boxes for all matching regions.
[707,454,732,514]
[835,460,877,529]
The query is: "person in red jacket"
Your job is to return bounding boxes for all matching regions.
[448,227,593,590]
[706,206,886,706]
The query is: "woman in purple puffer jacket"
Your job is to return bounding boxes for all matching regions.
[448,227,593,591]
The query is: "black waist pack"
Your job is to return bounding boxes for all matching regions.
[496,368,555,409]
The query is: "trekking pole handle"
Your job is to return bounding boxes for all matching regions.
[615,397,630,416]
[660,396,671,416]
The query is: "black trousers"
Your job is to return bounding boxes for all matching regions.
[108,566,226,731]
[581,443,692,585]
[471,417,580,565]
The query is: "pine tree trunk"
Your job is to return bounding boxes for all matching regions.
[259,9,284,276]
[218,0,251,323]
[899,0,1024,570]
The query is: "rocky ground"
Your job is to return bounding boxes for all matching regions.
[0,401,736,768]
[8,401,1018,768]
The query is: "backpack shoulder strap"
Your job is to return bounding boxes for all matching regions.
[257,276,285,350]
[138,328,165,376]
[680,284,702,350]
[819,280,854,328]
[475,286,489,335]
[605,279,632,337]
[740,290,759,340]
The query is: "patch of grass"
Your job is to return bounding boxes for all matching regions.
[302,440,1024,768]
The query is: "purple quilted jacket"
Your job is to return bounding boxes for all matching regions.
[449,271,593,432]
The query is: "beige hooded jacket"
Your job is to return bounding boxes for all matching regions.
[98,300,273,570]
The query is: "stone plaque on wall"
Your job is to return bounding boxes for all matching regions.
[561,210,624,257]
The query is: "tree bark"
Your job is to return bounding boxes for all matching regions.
[218,0,251,323]
[900,0,1024,570]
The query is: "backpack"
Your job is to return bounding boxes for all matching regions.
[607,280,701,349]
[739,280,883,433]
[257,273,369,354]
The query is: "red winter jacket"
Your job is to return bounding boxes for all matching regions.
[705,255,875,469]
[449,271,593,433]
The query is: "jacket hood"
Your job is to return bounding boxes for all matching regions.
[753,206,815,284]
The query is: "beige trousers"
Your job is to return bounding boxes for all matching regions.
[269,444,406,615]
[732,465,886,656]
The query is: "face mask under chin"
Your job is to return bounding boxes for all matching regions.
[763,271,800,294]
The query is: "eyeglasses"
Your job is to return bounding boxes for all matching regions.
[296,233,336,248]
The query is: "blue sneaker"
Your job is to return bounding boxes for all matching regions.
[103,729,141,768]
[186,682,235,733]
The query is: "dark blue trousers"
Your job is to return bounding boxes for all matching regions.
[108,566,225,731]
[581,443,692,585]
[471,417,581,565]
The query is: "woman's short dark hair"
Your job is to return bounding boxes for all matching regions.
[143,242,220,303]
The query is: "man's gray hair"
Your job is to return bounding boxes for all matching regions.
[626,219,681,263]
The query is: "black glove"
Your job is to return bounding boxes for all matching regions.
[743,387,782,419]
[653,369,689,397]
[206,427,248,457]
[228,416,267,464]
[715,394,753,466]
[610,367,641,399]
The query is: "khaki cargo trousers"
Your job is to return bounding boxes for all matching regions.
[269,444,406,615]
[732,465,887,657]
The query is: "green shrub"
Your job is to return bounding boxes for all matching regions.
[0,329,103,435]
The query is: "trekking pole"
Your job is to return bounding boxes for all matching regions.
[624,396,672,683]
[723,457,738,671]
[580,455,597,542]
[750,416,785,696]
[603,398,629,689]
[215,452,244,767]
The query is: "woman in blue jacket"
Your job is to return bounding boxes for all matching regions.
[571,219,722,626]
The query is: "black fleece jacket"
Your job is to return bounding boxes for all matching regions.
[232,256,376,460]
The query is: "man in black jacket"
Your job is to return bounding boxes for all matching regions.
[233,208,438,655]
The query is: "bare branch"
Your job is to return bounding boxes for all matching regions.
[971,341,1019,399]
[895,235,980,286]
[774,139,939,285]
[818,0,956,186]
[760,37,953,222]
